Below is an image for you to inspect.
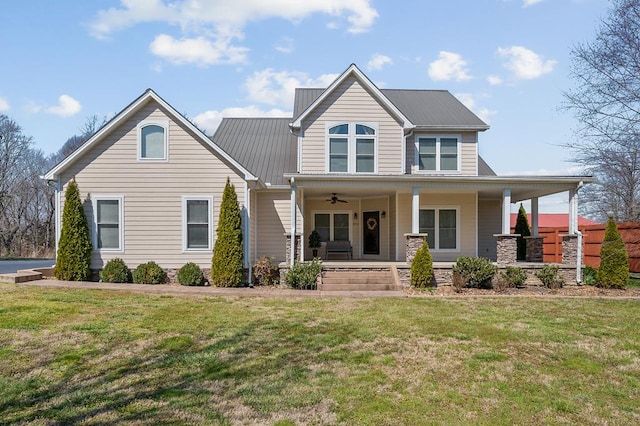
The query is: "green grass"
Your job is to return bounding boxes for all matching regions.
[0,283,639,424]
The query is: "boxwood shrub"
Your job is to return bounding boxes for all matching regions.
[132,261,166,284]
[178,262,206,286]
[99,258,131,283]
[452,256,497,289]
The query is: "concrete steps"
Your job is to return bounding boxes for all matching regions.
[321,269,398,292]
[0,270,43,284]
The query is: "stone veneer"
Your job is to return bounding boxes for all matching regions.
[494,234,519,264]
[525,236,544,263]
[284,233,302,264]
[561,234,579,265]
[404,233,428,263]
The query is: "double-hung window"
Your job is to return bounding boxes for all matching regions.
[416,135,460,172]
[183,196,213,251]
[419,207,458,250]
[138,120,168,161]
[93,196,124,251]
[314,212,350,242]
[328,123,377,173]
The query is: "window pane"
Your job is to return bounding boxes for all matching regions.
[356,124,375,135]
[141,125,165,159]
[357,139,374,155]
[315,214,330,242]
[330,138,348,154]
[440,156,457,170]
[439,209,457,249]
[330,138,348,172]
[187,200,208,223]
[419,139,436,170]
[188,224,209,248]
[98,224,119,249]
[330,156,348,172]
[419,138,436,154]
[356,157,374,172]
[440,138,458,154]
[329,124,348,134]
[419,155,436,170]
[334,213,349,227]
[98,200,119,224]
[440,138,458,170]
[334,213,349,241]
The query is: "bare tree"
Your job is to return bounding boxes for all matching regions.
[563,0,640,222]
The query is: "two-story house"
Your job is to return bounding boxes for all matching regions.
[44,64,590,277]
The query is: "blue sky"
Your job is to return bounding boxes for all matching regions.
[0,0,608,211]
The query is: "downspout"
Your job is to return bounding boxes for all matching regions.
[245,181,252,286]
[402,129,414,174]
[290,177,297,267]
[575,180,584,284]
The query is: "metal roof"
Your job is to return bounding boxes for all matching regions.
[293,88,488,130]
[212,117,296,186]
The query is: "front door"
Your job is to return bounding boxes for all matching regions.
[363,211,380,255]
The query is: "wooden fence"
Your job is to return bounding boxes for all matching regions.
[536,222,640,272]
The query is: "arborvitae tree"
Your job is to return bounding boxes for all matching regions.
[410,240,434,288]
[596,216,629,289]
[55,179,93,280]
[515,203,531,261]
[211,178,244,287]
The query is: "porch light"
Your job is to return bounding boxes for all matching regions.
[381,211,386,218]
[354,212,358,220]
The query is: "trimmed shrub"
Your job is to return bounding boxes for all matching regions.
[99,258,131,283]
[178,262,205,286]
[133,261,166,284]
[452,256,497,289]
[55,179,93,281]
[410,240,434,288]
[515,203,531,261]
[211,178,244,287]
[583,265,598,286]
[596,216,629,289]
[284,259,322,290]
[535,264,564,289]
[252,256,279,286]
[500,266,527,288]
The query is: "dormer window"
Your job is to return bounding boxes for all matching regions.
[137,120,168,161]
[416,135,460,172]
[327,123,377,173]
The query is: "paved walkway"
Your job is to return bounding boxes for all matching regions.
[16,279,407,298]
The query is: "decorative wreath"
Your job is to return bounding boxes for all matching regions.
[366,217,378,231]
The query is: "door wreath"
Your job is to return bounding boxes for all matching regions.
[366,217,378,231]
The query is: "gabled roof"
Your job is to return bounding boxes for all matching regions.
[293,88,489,131]
[44,89,257,182]
[290,64,413,129]
[212,118,296,186]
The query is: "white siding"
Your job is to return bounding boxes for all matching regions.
[406,131,478,176]
[477,199,501,261]
[59,99,246,270]
[255,191,290,263]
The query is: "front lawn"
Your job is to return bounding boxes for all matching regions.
[0,282,638,424]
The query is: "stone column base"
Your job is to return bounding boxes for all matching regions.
[561,234,579,265]
[404,233,428,263]
[524,236,544,262]
[494,234,520,265]
[284,233,302,264]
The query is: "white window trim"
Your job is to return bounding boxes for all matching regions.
[419,205,460,252]
[414,134,461,174]
[313,211,353,242]
[137,119,169,162]
[325,122,378,174]
[92,195,124,252]
[182,195,214,252]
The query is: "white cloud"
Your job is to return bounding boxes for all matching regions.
[428,51,472,82]
[455,93,495,124]
[90,0,378,65]
[497,46,556,80]
[523,0,544,7]
[45,95,82,117]
[150,34,248,65]
[367,54,392,71]
[487,75,503,86]
[0,97,9,111]
[193,106,290,134]
[275,37,294,54]
[244,68,338,108]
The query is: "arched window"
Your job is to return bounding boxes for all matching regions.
[327,123,377,173]
[138,122,168,161]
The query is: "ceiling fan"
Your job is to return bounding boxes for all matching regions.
[325,193,348,204]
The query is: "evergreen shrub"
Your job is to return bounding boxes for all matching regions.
[535,264,564,289]
[515,203,531,261]
[596,217,629,289]
[499,266,527,289]
[99,258,131,283]
[410,240,434,288]
[178,262,205,286]
[133,261,166,284]
[211,178,244,287]
[284,259,322,290]
[452,256,497,289]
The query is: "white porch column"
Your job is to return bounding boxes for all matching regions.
[569,189,578,234]
[502,188,511,234]
[412,186,420,233]
[531,196,539,237]
[290,181,297,266]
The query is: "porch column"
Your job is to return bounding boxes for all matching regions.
[290,180,297,266]
[502,188,511,234]
[412,186,420,233]
[568,189,578,234]
[531,197,539,237]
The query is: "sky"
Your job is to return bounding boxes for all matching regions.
[0,0,610,212]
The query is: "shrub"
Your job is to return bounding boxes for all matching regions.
[452,272,466,293]
[178,262,205,286]
[596,216,629,289]
[411,241,434,288]
[501,266,527,288]
[99,258,131,283]
[133,261,166,284]
[211,178,244,287]
[452,256,497,289]
[515,203,531,261]
[284,258,322,290]
[252,256,279,286]
[55,179,93,281]
[582,265,598,286]
[535,264,564,289]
